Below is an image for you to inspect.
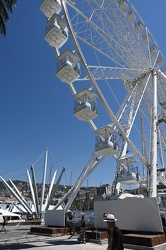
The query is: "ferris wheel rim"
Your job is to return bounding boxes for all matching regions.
[62,0,166,74]
[55,0,166,195]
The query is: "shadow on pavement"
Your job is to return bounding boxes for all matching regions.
[0,243,36,249]
[46,239,79,246]
[0,239,80,249]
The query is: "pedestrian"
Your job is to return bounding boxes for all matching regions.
[1,216,7,233]
[79,215,86,243]
[103,213,124,250]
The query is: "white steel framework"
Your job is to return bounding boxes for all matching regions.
[41,0,166,199]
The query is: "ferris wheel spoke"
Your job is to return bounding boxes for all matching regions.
[66,0,166,71]
[66,0,151,68]
[94,81,149,165]
[114,74,152,165]
[61,0,153,167]
[79,66,149,80]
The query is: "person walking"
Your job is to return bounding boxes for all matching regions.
[103,213,124,250]
[79,215,86,243]
[1,216,7,233]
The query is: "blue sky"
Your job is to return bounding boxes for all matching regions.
[0,1,166,187]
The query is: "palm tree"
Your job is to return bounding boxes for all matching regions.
[0,0,18,36]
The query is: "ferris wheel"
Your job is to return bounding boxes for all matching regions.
[40,0,166,198]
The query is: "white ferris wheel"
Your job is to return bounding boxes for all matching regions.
[40,0,166,199]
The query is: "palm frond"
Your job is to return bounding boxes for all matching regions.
[0,0,18,36]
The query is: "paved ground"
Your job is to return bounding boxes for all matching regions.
[0,224,132,250]
[0,225,166,250]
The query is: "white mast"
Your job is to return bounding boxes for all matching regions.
[64,154,104,211]
[0,176,33,214]
[40,148,48,213]
[8,178,33,214]
[26,169,38,216]
[53,152,104,212]
[31,165,40,218]
[43,170,57,211]
[45,166,65,210]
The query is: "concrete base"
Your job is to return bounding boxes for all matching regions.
[123,233,166,247]
[30,226,78,235]
[94,198,163,232]
[124,243,166,250]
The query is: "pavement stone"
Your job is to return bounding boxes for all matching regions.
[0,225,107,250]
[0,224,138,250]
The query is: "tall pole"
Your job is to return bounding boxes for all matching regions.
[0,176,33,214]
[45,166,65,210]
[31,165,40,218]
[40,148,48,213]
[8,179,33,214]
[150,69,157,197]
[43,170,57,211]
[26,170,38,216]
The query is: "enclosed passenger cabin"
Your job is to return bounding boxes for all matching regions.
[117,171,141,184]
[142,33,150,45]
[150,44,158,56]
[95,125,118,156]
[40,0,62,18]
[127,9,136,23]
[56,49,81,83]
[117,162,140,184]
[134,21,144,33]
[44,13,68,49]
[118,0,128,12]
[73,88,98,121]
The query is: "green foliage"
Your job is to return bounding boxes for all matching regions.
[0,0,18,36]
